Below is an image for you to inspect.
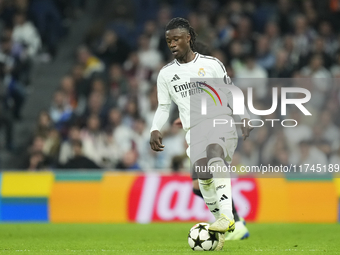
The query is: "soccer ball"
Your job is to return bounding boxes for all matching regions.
[188,222,218,251]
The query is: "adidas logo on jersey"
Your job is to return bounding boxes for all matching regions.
[171,74,180,82]
[219,194,228,202]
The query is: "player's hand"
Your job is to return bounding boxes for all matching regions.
[150,130,165,151]
[241,118,253,141]
[173,118,182,128]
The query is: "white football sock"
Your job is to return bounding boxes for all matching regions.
[208,157,234,221]
[198,178,220,220]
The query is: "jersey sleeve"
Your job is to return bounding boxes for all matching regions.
[157,71,172,104]
[213,58,228,78]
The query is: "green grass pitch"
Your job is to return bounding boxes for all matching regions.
[0,223,339,254]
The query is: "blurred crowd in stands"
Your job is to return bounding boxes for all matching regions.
[2,0,340,171]
[0,0,86,150]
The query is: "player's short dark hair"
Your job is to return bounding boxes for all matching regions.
[165,17,197,51]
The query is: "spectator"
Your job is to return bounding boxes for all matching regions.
[300,54,332,93]
[96,29,130,66]
[79,91,107,126]
[80,114,117,168]
[235,54,268,99]
[116,149,141,171]
[29,0,62,59]
[282,35,301,70]
[318,20,338,56]
[24,135,51,170]
[269,49,293,78]
[262,128,292,165]
[137,34,162,72]
[187,13,211,45]
[58,125,81,165]
[234,16,255,56]
[299,37,333,69]
[27,150,48,171]
[62,139,101,169]
[256,35,276,71]
[60,76,78,110]
[283,110,313,146]
[264,21,281,54]
[108,64,128,101]
[143,86,158,129]
[34,110,52,138]
[123,51,143,79]
[12,11,41,58]
[105,108,132,154]
[132,118,155,170]
[49,90,73,131]
[90,78,107,98]
[122,100,140,128]
[171,155,186,172]
[156,124,186,169]
[292,14,316,57]
[77,45,104,78]
[226,40,244,74]
[214,15,234,48]
[0,35,27,119]
[143,20,161,50]
[42,128,61,162]
[99,131,121,169]
[71,64,89,97]
[291,140,328,170]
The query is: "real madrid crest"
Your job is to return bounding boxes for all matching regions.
[198,68,206,77]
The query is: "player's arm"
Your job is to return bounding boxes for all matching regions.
[150,104,170,151]
[150,71,171,151]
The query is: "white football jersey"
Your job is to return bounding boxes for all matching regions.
[157,53,234,131]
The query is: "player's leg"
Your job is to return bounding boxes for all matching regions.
[206,143,235,232]
[225,196,250,240]
[232,199,240,222]
[194,158,226,251]
[193,174,249,241]
[188,124,230,250]
[193,162,241,222]
[222,137,250,241]
[188,130,223,221]
[205,143,234,250]
[193,158,221,220]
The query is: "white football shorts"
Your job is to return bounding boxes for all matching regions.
[185,115,238,165]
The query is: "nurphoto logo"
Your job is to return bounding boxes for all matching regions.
[197,78,312,128]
